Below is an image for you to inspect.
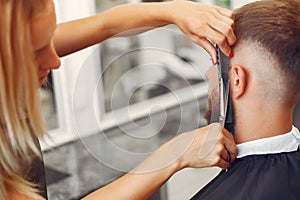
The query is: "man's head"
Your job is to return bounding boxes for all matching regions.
[231,0,300,105]
[205,0,300,127]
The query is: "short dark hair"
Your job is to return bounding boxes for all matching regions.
[234,0,300,94]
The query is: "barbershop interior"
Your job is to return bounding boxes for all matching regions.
[38,0,300,199]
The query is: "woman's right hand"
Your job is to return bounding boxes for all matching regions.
[162,123,236,170]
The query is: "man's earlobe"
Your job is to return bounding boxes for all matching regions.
[231,65,247,99]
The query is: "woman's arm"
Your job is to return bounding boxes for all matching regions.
[54,0,235,62]
[83,123,236,200]
[7,124,235,200]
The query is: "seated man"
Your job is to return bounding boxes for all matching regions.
[191,0,300,199]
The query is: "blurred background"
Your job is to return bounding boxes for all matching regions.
[40,0,300,199]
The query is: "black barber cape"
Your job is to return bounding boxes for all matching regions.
[191,126,300,200]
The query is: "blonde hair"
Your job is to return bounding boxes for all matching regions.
[0,0,49,199]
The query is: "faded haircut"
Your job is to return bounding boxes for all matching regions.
[233,0,300,99]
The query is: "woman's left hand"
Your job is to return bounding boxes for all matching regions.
[167,0,236,63]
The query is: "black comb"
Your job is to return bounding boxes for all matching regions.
[216,45,234,134]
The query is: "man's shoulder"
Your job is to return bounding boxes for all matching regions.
[190,150,300,200]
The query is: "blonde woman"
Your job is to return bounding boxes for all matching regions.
[1,0,236,199]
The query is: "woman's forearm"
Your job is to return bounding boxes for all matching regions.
[82,141,181,200]
[54,2,172,57]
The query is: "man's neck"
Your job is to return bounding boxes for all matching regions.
[233,105,294,144]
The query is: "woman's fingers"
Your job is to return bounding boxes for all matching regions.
[209,12,236,45]
[210,144,231,169]
[205,18,235,57]
[219,125,236,163]
[210,12,236,57]
[216,157,231,169]
[170,1,236,59]
[205,123,236,167]
[203,26,232,58]
[189,35,217,64]
[191,20,234,58]
[216,6,234,19]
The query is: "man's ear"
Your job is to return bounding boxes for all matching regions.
[231,65,247,99]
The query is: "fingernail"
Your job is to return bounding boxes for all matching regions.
[229,50,234,58]
[211,58,217,65]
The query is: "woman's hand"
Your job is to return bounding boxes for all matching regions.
[160,123,236,170]
[167,0,236,63]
